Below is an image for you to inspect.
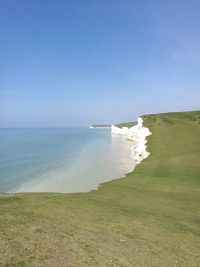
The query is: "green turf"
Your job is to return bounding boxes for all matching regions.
[0,110,200,267]
[116,121,137,128]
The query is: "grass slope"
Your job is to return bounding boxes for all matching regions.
[116,121,137,128]
[0,111,200,267]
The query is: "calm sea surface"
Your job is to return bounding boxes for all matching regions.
[0,128,135,193]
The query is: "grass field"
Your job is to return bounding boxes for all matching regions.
[116,121,137,128]
[0,110,200,267]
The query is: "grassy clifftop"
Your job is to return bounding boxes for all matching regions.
[116,121,137,128]
[0,111,200,267]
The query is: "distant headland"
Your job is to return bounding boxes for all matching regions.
[90,124,111,128]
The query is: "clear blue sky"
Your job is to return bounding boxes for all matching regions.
[0,0,200,127]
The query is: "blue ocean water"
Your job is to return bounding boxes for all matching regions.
[0,128,135,193]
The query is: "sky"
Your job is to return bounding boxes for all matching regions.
[0,0,200,127]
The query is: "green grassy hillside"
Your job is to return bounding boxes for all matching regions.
[116,121,137,128]
[0,111,200,267]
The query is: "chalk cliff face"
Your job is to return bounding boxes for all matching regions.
[121,127,129,136]
[111,117,152,165]
[111,125,123,135]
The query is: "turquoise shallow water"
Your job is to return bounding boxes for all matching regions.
[0,128,135,193]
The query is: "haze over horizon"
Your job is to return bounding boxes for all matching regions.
[0,0,200,127]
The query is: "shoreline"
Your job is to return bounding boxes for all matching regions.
[5,130,135,194]
[92,116,152,192]
[1,117,151,195]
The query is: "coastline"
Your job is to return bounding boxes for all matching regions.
[93,116,152,191]
[92,116,152,192]
[0,117,151,194]
[5,129,135,194]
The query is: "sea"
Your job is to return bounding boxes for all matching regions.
[0,128,136,193]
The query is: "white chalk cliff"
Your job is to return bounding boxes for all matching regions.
[111,117,152,165]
